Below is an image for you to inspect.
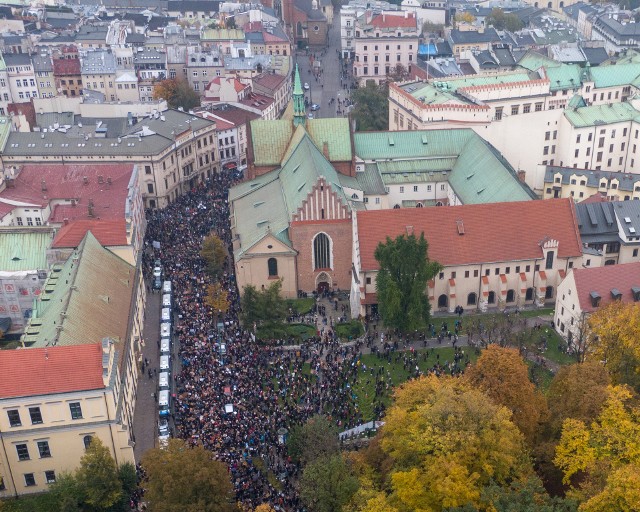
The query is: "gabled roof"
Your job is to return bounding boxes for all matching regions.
[571,262,640,313]
[564,101,640,128]
[26,232,135,348]
[0,229,53,271]
[575,202,619,240]
[52,219,128,248]
[612,200,640,238]
[449,28,501,45]
[370,13,417,29]
[0,343,105,399]
[53,57,81,75]
[357,198,582,270]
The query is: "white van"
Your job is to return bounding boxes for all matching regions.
[160,323,171,338]
[162,294,171,308]
[161,308,171,323]
[162,281,172,295]
[158,390,170,416]
[159,355,170,371]
[160,337,171,355]
[158,371,170,390]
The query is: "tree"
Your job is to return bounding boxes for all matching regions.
[386,64,410,82]
[464,345,547,444]
[374,233,442,332]
[486,8,524,31]
[205,282,230,320]
[153,77,200,111]
[586,302,640,390]
[254,506,276,512]
[455,12,477,24]
[555,385,640,506]
[300,454,359,512]
[240,281,287,327]
[75,437,123,511]
[364,376,534,511]
[287,414,339,465]
[141,438,235,512]
[200,233,227,278]
[422,20,444,36]
[351,81,389,131]
[49,473,83,512]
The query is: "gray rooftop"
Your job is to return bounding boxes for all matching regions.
[81,50,116,74]
[544,166,640,193]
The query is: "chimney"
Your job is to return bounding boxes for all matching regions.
[63,218,69,225]
[98,175,104,184]
[517,170,526,182]
[83,176,88,185]
[322,142,329,159]
[88,203,94,217]
[406,225,413,236]
[107,176,112,185]
[41,179,47,192]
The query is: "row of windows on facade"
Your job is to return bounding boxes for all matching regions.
[494,102,544,119]
[398,184,446,193]
[355,62,412,76]
[435,253,559,279]
[575,126,640,144]
[356,53,411,63]
[15,216,42,226]
[436,287,552,309]
[0,470,57,490]
[266,234,331,277]
[7,402,84,428]
[544,158,640,172]
[553,174,640,193]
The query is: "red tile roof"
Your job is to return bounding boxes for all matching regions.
[53,58,81,76]
[357,199,582,271]
[0,344,105,399]
[370,13,417,29]
[0,164,134,223]
[239,92,275,112]
[52,219,127,248]
[572,262,640,313]
[253,73,287,93]
[580,192,607,204]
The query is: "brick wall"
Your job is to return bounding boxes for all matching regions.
[290,219,353,293]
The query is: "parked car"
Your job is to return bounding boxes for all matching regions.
[303,82,310,90]
[311,103,320,111]
[153,266,162,278]
[308,113,314,119]
[153,277,162,290]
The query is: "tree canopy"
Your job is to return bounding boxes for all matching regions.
[205,282,230,319]
[586,302,640,390]
[300,454,359,512]
[485,8,524,31]
[153,77,201,111]
[351,81,389,131]
[240,280,287,328]
[141,438,235,512]
[287,414,340,465]
[200,233,227,278]
[374,233,442,332]
[555,385,640,509]
[350,376,534,511]
[464,345,547,444]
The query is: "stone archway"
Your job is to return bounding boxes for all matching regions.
[316,272,331,293]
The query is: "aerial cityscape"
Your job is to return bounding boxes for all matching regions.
[0,0,639,510]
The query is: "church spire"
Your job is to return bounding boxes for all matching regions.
[293,64,306,126]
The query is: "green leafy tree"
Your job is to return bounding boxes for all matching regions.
[300,454,359,512]
[49,473,83,512]
[75,437,123,511]
[374,233,442,332]
[141,438,235,512]
[200,233,227,278]
[153,77,201,111]
[240,280,287,327]
[288,415,339,465]
[485,8,524,31]
[422,20,444,35]
[351,81,389,131]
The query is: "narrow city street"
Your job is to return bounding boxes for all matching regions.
[294,13,353,120]
[132,285,160,460]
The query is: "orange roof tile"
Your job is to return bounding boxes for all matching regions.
[357,199,582,271]
[0,344,105,399]
[52,219,127,248]
[370,13,416,29]
[572,262,640,313]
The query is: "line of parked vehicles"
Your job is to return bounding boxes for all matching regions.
[157,275,172,447]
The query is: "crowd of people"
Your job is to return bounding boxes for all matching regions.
[142,175,467,510]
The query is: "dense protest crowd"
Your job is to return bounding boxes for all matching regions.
[143,175,468,510]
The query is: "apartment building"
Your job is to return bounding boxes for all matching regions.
[352,199,584,317]
[32,53,56,99]
[4,53,38,102]
[0,342,135,497]
[542,166,640,202]
[554,262,640,345]
[0,52,11,116]
[186,46,224,94]
[352,11,418,85]
[52,57,82,98]
[81,49,117,101]
[133,47,166,102]
[0,109,218,209]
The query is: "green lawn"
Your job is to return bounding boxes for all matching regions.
[285,297,316,315]
[353,347,479,421]
[518,327,577,366]
[256,322,316,342]
[1,493,58,512]
[527,360,555,392]
[431,307,554,324]
[335,320,364,340]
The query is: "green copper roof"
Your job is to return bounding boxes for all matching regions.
[250,118,352,166]
[589,63,640,88]
[517,50,561,72]
[546,64,583,91]
[568,94,586,108]
[293,64,306,125]
[353,129,468,160]
[293,63,303,96]
[564,102,640,128]
[0,229,53,272]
